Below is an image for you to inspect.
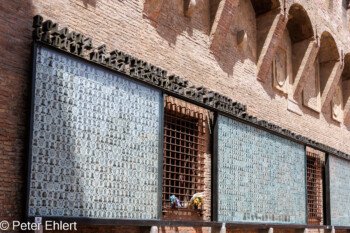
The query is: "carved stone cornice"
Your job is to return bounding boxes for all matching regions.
[31,15,350,162]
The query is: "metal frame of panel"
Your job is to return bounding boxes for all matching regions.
[215,114,307,224]
[324,153,331,225]
[212,112,219,222]
[328,155,350,226]
[26,42,164,221]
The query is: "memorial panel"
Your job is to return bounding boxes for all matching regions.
[329,155,350,226]
[27,45,162,219]
[217,115,306,224]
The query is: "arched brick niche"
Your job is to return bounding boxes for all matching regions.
[319,32,341,113]
[319,32,340,69]
[287,4,315,91]
[254,0,285,81]
[208,0,283,76]
[268,4,315,96]
[285,4,319,104]
[302,32,341,113]
[250,0,280,16]
[272,4,315,99]
[286,4,314,43]
[341,54,350,123]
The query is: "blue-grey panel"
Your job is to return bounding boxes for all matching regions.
[329,155,350,226]
[28,45,161,219]
[217,115,306,224]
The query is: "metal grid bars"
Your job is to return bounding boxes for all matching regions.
[162,96,207,211]
[306,151,325,225]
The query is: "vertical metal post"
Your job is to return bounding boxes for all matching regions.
[25,42,38,221]
[212,113,219,222]
[304,145,308,225]
[324,154,332,225]
[157,93,165,220]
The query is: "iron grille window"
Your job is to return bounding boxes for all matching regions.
[162,96,207,213]
[306,150,325,225]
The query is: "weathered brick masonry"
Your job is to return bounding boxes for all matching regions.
[2,0,350,232]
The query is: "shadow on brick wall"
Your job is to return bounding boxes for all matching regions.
[0,0,35,226]
[324,108,342,127]
[142,0,210,45]
[210,0,257,76]
[81,0,97,8]
[345,120,350,131]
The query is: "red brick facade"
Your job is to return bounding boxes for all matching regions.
[1,0,350,232]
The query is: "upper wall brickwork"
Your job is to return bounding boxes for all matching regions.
[2,0,350,231]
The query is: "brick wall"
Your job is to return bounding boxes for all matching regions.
[159,227,211,233]
[1,0,350,232]
[0,0,34,228]
[46,226,140,233]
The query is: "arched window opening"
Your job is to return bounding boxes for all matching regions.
[287,4,314,85]
[254,0,281,64]
[271,4,314,97]
[250,0,280,16]
[319,32,340,96]
[303,32,339,113]
[330,52,350,123]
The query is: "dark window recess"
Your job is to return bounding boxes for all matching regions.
[162,96,207,216]
[306,150,325,225]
